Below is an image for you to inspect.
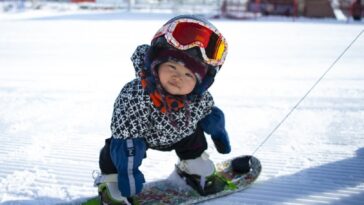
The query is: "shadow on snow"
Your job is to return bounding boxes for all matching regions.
[245,148,364,204]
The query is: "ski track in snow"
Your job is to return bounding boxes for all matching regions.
[1,7,364,205]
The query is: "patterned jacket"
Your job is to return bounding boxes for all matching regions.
[110,45,214,149]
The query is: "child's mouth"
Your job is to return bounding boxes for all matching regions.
[168,81,179,89]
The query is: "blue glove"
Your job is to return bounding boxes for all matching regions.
[110,137,147,197]
[199,106,231,154]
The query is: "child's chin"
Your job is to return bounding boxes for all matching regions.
[165,88,179,95]
[165,87,191,96]
[167,91,181,95]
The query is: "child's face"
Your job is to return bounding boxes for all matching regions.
[158,61,197,96]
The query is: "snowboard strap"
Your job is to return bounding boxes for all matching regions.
[215,173,237,190]
[176,165,237,196]
[98,182,134,205]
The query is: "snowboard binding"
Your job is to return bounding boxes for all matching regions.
[231,155,252,174]
[175,165,229,196]
[93,173,135,205]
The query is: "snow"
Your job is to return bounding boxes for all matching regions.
[1,5,364,205]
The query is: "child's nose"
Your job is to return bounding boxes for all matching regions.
[173,71,183,79]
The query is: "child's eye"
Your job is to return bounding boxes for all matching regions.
[168,65,177,70]
[185,73,194,79]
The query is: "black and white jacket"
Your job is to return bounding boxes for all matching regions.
[110,45,214,149]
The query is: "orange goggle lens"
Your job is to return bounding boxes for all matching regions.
[171,22,227,64]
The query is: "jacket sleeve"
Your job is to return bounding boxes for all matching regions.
[199,106,231,154]
[110,137,147,197]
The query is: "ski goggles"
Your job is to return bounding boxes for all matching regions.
[153,19,228,67]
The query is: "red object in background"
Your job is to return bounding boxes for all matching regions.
[293,0,298,17]
[351,0,363,20]
[71,0,95,3]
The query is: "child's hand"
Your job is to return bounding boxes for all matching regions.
[211,129,231,154]
[199,106,231,154]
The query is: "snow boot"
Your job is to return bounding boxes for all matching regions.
[93,173,134,205]
[176,152,231,196]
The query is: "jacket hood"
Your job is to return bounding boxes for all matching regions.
[131,44,150,78]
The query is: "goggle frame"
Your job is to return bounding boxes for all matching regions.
[153,18,228,67]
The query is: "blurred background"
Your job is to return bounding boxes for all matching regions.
[1,0,363,21]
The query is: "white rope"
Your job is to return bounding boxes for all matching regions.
[252,29,364,156]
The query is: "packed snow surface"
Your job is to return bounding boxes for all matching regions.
[1,7,364,205]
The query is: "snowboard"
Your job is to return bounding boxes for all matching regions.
[81,155,261,205]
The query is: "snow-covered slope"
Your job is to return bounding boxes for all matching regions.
[0,9,363,205]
